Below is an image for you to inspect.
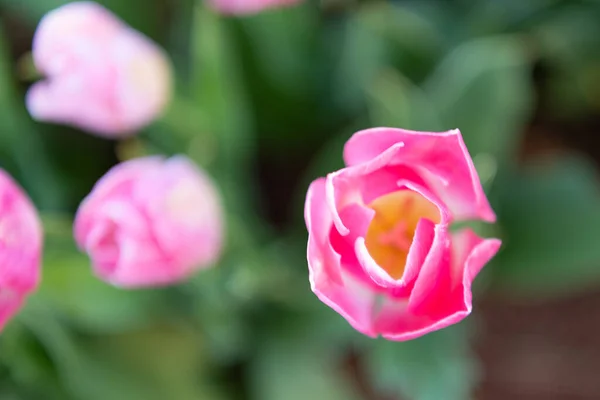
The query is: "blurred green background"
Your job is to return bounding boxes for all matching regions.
[1,0,600,399]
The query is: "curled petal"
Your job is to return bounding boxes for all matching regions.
[353,178,450,290]
[343,128,496,223]
[356,217,435,291]
[374,228,501,341]
[305,179,378,337]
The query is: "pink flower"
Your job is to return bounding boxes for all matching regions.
[208,0,302,15]
[26,1,172,137]
[74,156,223,288]
[0,170,42,331]
[304,127,501,341]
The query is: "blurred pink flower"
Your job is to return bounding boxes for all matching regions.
[26,1,172,137]
[208,0,301,15]
[304,127,501,341]
[74,156,223,288]
[0,170,42,331]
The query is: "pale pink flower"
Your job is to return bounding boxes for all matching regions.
[0,170,42,331]
[208,0,301,15]
[26,1,172,137]
[304,127,501,341]
[74,156,223,287]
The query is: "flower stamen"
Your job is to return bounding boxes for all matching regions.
[365,190,440,279]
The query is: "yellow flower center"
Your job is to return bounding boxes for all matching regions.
[364,190,440,279]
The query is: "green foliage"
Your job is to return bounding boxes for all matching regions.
[366,324,479,400]
[38,214,161,333]
[0,0,599,399]
[491,155,600,298]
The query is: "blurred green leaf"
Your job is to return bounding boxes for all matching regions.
[82,323,227,400]
[0,26,63,209]
[366,323,479,400]
[423,35,534,163]
[0,0,164,40]
[18,299,224,400]
[0,0,70,21]
[532,4,600,117]
[249,328,362,400]
[491,154,600,298]
[37,214,160,333]
[231,3,330,152]
[338,0,445,97]
[367,68,443,131]
[0,321,69,400]
[236,4,318,105]
[332,4,394,112]
[190,3,258,218]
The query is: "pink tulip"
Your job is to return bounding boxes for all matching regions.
[26,1,172,137]
[74,156,223,287]
[304,127,501,341]
[208,0,302,15]
[0,170,42,331]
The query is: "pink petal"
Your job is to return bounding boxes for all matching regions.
[353,176,450,290]
[355,217,435,292]
[374,228,501,341]
[74,156,223,288]
[324,143,452,289]
[0,170,42,331]
[74,157,163,244]
[343,127,496,223]
[305,178,378,337]
[133,156,224,270]
[27,2,172,136]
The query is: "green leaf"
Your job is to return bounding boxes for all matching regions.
[0,0,164,40]
[532,4,600,117]
[0,320,70,400]
[81,324,226,400]
[235,4,319,104]
[190,3,257,218]
[335,1,443,111]
[36,214,160,333]
[367,68,443,132]
[491,154,600,298]
[423,35,534,164]
[249,329,362,400]
[0,25,63,209]
[332,3,396,112]
[16,299,224,400]
[366,323,479,400]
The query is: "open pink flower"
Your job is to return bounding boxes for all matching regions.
[0,170,42,331]
[304,127,501,341]
[74,156,223,288]
[208,0,302,15]
[26,1,172,137]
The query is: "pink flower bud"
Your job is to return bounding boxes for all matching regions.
[74,156,223,288]
[0,170,42,331]
[208,0,302,15]
[304,127,501,341]
[26,1,172,137]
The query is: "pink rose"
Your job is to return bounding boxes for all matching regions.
[26,1,172,137]
[0,170,42,331]
[208,0,302,15]
[304,127,501,340]
[74,156,223,288]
